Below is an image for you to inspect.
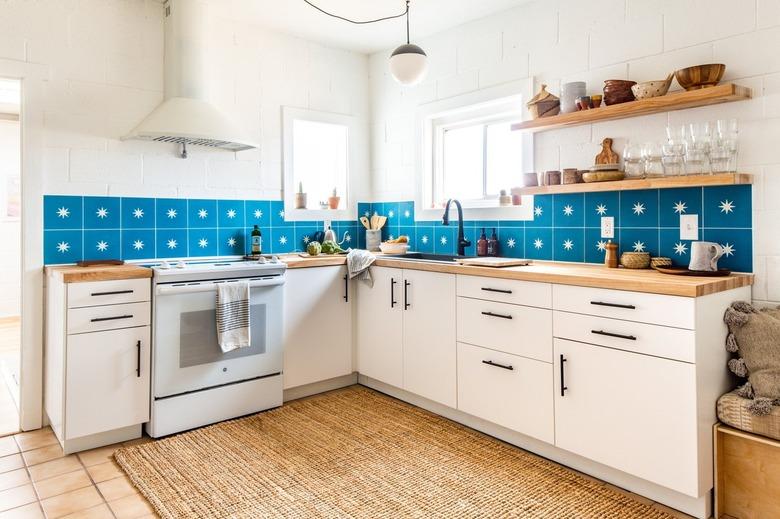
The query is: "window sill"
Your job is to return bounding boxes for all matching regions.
[416,197,534,222]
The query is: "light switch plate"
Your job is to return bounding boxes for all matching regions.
[600,216,615,239]
[680,214,699,240]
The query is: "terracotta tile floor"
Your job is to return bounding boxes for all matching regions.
[0,428,157,518]
[0,426,697,519]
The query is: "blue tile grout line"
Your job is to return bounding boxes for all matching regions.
[43,187,753,272]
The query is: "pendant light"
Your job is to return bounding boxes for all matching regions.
[389,2,428,85]
[304,0,428,86]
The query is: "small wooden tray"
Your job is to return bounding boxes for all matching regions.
[457,257,532,268]
[653,265,732,277]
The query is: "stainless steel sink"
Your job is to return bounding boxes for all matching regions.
[383,252,471,263]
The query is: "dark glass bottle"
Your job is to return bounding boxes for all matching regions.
[251,225,262,255]
[487,228,499,257]
[477,228,488,256]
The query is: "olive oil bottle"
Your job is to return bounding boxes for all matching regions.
[251,225,262,255]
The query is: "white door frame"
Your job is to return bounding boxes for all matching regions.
[0,58,49,431]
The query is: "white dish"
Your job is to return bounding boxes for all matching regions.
[379,242,409,254]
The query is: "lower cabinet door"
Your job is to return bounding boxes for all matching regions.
[553,338,700,496]
[283,266,352,389]
[65,326,150,439]
[457,342,554,443]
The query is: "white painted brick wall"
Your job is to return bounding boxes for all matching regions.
[369,0,780,304]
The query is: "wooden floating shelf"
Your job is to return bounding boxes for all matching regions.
[513,173,753,196]
[511,83,751,133]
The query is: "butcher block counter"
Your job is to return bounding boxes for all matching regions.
[46,264,153,283]
[281,254,752,298]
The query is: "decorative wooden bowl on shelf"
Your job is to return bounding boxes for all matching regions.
[675,64,725,90]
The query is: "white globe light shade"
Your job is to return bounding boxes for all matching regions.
[389,44,428,85]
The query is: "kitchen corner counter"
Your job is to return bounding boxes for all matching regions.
[45,264,153,283]
[279,254,753,297]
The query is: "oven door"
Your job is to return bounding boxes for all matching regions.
[153,277,284,399]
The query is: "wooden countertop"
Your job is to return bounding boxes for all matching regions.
[280,254,752,297]
[46,264,153,283]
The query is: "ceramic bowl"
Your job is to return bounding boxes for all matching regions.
[631,76,673,99]
[675,64,725,90]
[603,80,637,105]
[379,242,408,255]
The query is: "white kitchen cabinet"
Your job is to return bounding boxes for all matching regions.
[402,269,457,408]
[283,265,353,389]
[553,338,699,497]
[45,270,152,453]
[66,326,150,439]
[357,266,456,407]
[356,266,403,388]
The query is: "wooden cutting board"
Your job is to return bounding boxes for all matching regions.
[457,257,532,268]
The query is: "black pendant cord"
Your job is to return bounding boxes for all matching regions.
[302,0,410,29]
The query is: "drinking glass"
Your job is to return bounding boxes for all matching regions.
[709,141,731,173]
[623,142,645,178]
[686,122,711,174]
[662,141,686,176]
[716,118,739,172]
[642,142,664,177]
[666,124,686,142]
[684,150,707,175]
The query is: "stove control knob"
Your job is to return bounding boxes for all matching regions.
[175,260,187,269]
[159,260,171,269]
[257,256,267,264]
[270,255,280,264]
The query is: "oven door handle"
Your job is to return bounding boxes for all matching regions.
[156,277,285,295]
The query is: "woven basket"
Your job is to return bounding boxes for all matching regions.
[650,257,673,269]
[620,252,651,269]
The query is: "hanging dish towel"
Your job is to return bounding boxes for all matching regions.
[216,282,251,353]
[347,249,376,287]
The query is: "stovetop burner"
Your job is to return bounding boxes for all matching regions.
[151,256,286,283]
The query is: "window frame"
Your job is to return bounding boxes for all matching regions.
[415,79,535,221]
[282,106,358,222]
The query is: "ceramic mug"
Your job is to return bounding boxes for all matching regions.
[561,81,586,114]
[689,241,725,272]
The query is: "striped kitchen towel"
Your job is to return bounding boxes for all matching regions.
[216,281,251,353]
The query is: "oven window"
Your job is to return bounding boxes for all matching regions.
[179,303,267,368]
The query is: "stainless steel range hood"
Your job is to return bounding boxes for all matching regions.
[122,0,257,155]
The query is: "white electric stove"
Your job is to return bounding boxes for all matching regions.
[147,258,287,437]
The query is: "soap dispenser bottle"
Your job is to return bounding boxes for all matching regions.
[477,228,488,256]
[487,228,499,257]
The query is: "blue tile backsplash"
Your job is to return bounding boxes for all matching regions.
[358,184,753,273]
[44,185,753,272]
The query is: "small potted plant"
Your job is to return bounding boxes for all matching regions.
[328,187,340,209]
[294,181,307,209]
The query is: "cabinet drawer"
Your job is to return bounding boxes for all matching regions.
[457,342,554,443]
[553,311,695,363]
[552,284,695,329]
[457,297,552,362]
[67,302,150,335]
[457,275,551,308]
[68,279,150,309]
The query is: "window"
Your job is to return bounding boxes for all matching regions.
[437,120,524,204]
[283,107,358,221]
[417,82,534,220]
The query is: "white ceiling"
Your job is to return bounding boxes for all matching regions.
[213,0,531,53]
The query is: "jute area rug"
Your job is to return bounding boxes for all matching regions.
[115,385,676,518]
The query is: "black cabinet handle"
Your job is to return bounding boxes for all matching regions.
[90,290,134,297]
[90,314,133,323]
[136,340,141,377]
[481,287,512,294]
[590,301,636,310]
[343,274,349,303]
[390,278,397,308]
[591,329,637,341]
[482,360,513,371]
[560,354,568,397]
[481,311,513,320]
[404,280,410,310]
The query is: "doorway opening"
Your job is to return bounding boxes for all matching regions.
[0,78,21,436]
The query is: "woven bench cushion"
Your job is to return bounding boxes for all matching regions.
[718,390,780,441]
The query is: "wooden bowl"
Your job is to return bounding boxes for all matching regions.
[674,64,725,90]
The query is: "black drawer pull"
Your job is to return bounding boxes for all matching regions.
[560,355,568,396]
[481,311,512,320]
[136,340,141,377]
[390,278,397,308]
[590,301,635,310]
[482,360,513,371]
[90,290,134,297]
[90,314,134,323]
[343,274,349,303]
[481,287,512,294]
[591,329,637,341]
[404,280,411,310]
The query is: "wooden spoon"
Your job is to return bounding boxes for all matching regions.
[360,216,371,230]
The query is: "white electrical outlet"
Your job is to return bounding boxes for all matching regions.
[680,214,699,240]
[600,216,615,239]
